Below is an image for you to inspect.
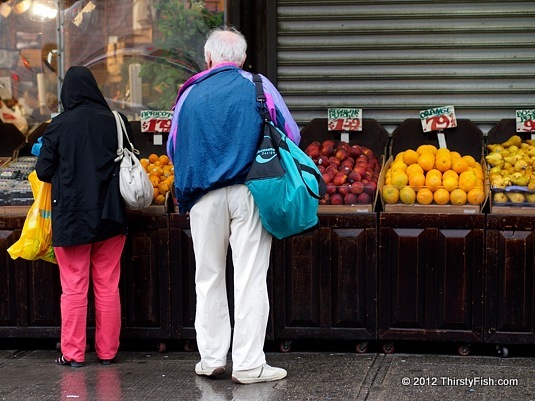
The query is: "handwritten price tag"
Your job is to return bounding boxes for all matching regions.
[516,109,535,132]
[140,110,173,133]
[328,108,362,131]
[419,106,457,133]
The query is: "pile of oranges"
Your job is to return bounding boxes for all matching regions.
[382,144,486,206]
[139,153,174,205]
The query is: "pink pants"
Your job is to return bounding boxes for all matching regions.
[54,234,125,363]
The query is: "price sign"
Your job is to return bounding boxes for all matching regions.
[328,108,362,132]
[419,106,457,133]
[141,110,173,133]
[516,109,535,133]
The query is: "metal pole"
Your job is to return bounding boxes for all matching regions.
[56,0,64,112]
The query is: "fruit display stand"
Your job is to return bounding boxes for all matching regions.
[378,118,486,356]
[484,119,535,357]
[272,118,388,353]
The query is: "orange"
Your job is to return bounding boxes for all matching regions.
[382,185,400,204]
[433,188,450,205]
[150,166,163,177]
[417,144,438,155]
[472,165,485,181]
[409,173,425,190]
[390,161,407,174]
[148,153,159,164]
[436,148,451,156]
[442,170,458,181]
[425,172,442,192]
[394,151,405,162]
[149,175,161,187]
[458,171,477,192]
[403,149,420,165]
[435,154,452,172]
[154,194,166,205]
[416,188,434,205]
[442,176,458,192]
[406,163,424,177]
[140,158,150,171]
[417,152,435,172]
[399,186,416,204]
[392,172,409,189]
[450,151,462,160]
[450,189,467,205]
[452,157,469,174]
[467,188,485,205]
[159,155,170,165]
[153,187,160,199]
[462,155,477,168]
[158,181,170,194]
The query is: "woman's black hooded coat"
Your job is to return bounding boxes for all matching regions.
[36,66,130,247]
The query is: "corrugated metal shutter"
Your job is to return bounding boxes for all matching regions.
[276,0,535,133]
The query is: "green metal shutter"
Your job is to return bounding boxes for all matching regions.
[276,0,535,132]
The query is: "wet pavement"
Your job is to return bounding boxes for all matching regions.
[1,342,535,400]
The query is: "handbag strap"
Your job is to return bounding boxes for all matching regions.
[252,74,272,122]
[113,111,139,161]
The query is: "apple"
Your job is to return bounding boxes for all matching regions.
[317,165,325,174]
[344,193,358,205]
[338,184,351,196]
[337,141,350,150]
[305,144,320,158]
[322,139,335,147]
[328,156,341,167]
[322,172,334,183]
[362,147,375,160]
[340,166,352,175]
[317,157,330,167]
[341,157,355,168]
[348,171,361,183]
[349,145,362,159]
[335,148,348,161]
[354,165,367,177]
[350,181,364,194]
[364,181,376,196]
[333,173,348,186]
[357,192,372,204]
[321,144,335,157]
[326,182,337,195]
[326,165,338,176]
[330,193,344,205]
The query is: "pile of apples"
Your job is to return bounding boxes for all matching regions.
[305,139,381,205]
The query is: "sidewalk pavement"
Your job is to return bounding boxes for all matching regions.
[1,344,535,400]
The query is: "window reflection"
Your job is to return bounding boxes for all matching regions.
[0,0,225,131]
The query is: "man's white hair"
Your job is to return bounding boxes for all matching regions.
[204,26,247,66]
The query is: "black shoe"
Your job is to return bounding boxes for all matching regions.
[99,358,116,365]
[55,355,84,368]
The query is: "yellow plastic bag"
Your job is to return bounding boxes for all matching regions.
[7,171,57,264]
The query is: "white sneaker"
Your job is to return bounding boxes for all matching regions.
[195,361,225,378]
[232,364,287,384]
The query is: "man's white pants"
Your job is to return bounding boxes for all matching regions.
[189,184,272,371]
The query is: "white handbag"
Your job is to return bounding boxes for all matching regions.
[113,110,153,210]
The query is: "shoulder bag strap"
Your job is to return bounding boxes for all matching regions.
[252,74,272,122]
[113,111,139,162]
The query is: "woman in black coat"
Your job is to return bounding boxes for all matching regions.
[36,66,130,367]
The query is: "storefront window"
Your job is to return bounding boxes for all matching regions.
[0,0,225,131]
